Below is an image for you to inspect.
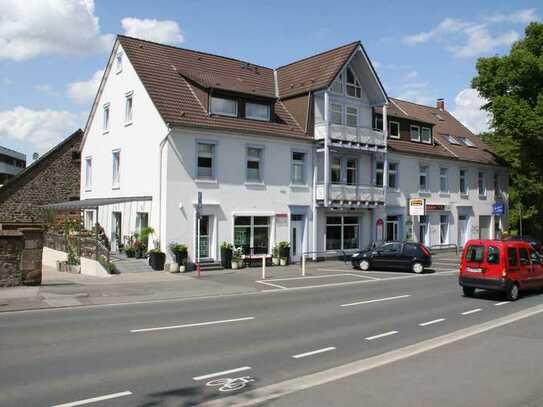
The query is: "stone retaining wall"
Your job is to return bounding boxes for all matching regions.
[0,228,43,287]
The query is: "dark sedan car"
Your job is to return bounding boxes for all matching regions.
[351,241,432,273]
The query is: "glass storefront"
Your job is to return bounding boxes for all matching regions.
[326,216,359,251]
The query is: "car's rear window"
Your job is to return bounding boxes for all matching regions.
[465,245,484,263]
[487,246,500,264]
[507,248,518,267]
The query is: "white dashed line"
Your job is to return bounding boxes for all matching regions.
[256,281,288,289]
[51,391,133,407]
[365,331,398,341]
[418,318,445,327]
[292,347,336,359]
[495,301,510,306]
[130,317,255,333]
[193,366,252,381]
[341,295,410,308]
[461,308,482,315]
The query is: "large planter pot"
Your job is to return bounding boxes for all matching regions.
[149,252,166,271]
[279,246,290,265]
[135,248,145,259]
[279,258,288,266]
[221,247,233,269]
[174,251,188,266]
[231,260,240,270]
[272,257,280,266]
[179,265,186,273]
[126,250,135,258]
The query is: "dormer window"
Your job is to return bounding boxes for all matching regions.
[346,67,361,98]
[330,73,343,94]
[210,96,237,117]
[246,102,270,121]
[421,127,432,144]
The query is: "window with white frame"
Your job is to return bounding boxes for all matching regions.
[375,161,384,187]
[460,169,468,195]
[346,159,357,185]
[389,121,400,138]
[330,103,342,125]
[440,214,449,244]
[115,51,123,73]
[478,171,486,196]
[246,102,270,121]
[331,157,341,183]
[330,73,343,94]
[197,142,215,179]
[291,151,305,184]
[246,146,263,182]
[419,165,429,191]
[346,67,361,98]
[440,167,449,193]
[234,216,270,255]
[388,163,398,189]
[421,127,432,143]
[346,106,358,127]
[410,125,420,142]
[85,157,92,191]
[326,216,359,250]
[210,96,237,117]
[84,210,95,231]
[459,136,476,147]
[112,150,120,188]
[103,103,110,132]
[125,92,133,124]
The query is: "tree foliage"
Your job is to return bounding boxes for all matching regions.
[472,22,543,238]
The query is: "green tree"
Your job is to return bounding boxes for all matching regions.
[472,22,543,238]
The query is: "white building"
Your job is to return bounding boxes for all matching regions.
[78,35,507,267]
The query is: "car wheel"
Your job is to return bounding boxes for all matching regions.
[359,259,370,271]
[462,287,476,297]
[506,283,520,301]
[412,262,424,274]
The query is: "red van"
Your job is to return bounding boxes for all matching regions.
[459,239,543,301]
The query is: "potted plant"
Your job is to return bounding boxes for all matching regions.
[148,241,166,271]
[169,242,188,272]
[231,246,244,270]
[278,241,290,265]
[272,244,280,266]
[221,241,233,269]
[179,259,187,273]
[125,245,136,258]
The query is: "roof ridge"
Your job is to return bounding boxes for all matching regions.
[391,97,441,112]
[275,41,361,70]
[117,35,274,71]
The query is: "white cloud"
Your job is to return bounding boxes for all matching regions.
[0,0,114,61]
[402,9,536,58]
[404,70,419,80]
[0,107,85,152]
[452,88,491,134]
[121,17,184,44]
[67,70,104,105]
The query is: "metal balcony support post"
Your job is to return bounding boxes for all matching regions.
[324,91,330,208]
[312,150,318,261]
[383,104,389,191]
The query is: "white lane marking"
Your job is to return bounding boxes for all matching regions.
[130,317,255,333]
[255,281,288,289]
[261,273,369,282]
[365,330,398,341]
[51,391,132,407]
[193,366,252,381]
[461,308,482,315]
[198,303,543,407]
[418,318,445,327]
[341,294,410,308]
[292,347,336,359]
[495,301,510,306]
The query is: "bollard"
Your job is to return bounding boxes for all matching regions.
[262,256,266,280]
[302,253,306,276]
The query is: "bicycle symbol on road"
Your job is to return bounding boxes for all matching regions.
[206,376,255,392]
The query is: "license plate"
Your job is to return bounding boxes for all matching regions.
[467,267,483,273]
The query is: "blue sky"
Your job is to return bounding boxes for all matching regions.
[0,0,540,161]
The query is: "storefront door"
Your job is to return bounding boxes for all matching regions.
[291,215,304,262]
[199,215,210,259]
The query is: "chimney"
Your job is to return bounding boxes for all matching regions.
[436,98,445,110]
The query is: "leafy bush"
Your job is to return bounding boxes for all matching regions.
[98,255,118,274]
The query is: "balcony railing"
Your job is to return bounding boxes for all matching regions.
[316,183,385,205]
[315,123,386,148]
[0,162,23,176]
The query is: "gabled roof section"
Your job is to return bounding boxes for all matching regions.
[276,41,360,98]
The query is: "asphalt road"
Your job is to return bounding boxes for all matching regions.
[2,253,543,407]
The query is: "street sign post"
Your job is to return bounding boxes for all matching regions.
[196,192,203,278]
[493,202,504,215]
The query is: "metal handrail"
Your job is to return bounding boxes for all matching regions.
[429,243,458,255]
[302,250,350,264]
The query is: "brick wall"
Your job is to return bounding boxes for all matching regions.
[0,130,82,227]
[0,229,43,287]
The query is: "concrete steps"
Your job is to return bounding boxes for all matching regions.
[111,256,155,273]
[198,259,223,271]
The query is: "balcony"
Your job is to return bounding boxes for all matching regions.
[315,123,386,151]
[0,162,24,176]
[316,183,385,207]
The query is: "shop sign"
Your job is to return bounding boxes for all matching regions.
[409,198,425,216]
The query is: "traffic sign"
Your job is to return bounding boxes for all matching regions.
[493,202,504,215]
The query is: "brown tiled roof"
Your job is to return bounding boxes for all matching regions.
[380,98,502,166]
[276,41,360,98]
[119,36,306,139]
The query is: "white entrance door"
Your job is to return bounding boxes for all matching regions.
[291,215,304,262]
[458,215,468,248]
[198,215,210,259]
[111,212,122,252]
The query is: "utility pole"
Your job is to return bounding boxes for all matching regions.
[519,202,523,238]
